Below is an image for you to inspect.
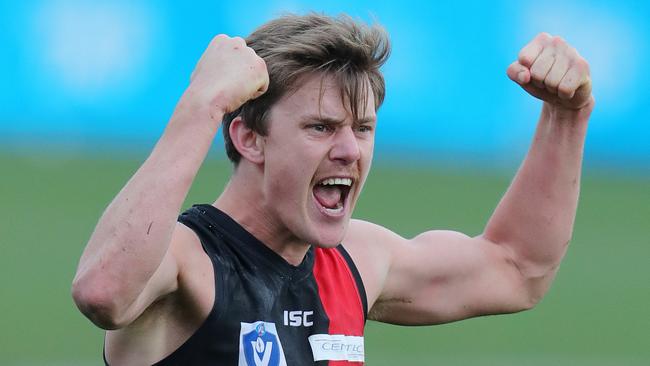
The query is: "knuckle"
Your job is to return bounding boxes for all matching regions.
[211,34,228,44]
[565,46,579,60]
[551,35,565,46]
[246,46,258,55]
[244,46,258,60]
[256,57,267,69]
[517,53,528,64]
[232,36,246,45]
[537,32,552,42]
[569,58,589,76]
[575,58,589,71]
[518,51,534,66]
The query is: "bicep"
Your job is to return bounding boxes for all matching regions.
[372,230,532,325]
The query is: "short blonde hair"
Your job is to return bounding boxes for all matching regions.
[223,13,391,164]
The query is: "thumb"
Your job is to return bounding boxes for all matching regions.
[506,61,531,86]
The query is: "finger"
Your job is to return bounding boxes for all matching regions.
[518,80,554,104]
[518,32,551,68]
[251,56,269,99]
[541,38,570,93]
[258,70,270,94]
[252,73,270,99]
[530,46,557,89]
[557,64,585,100]
[544,52,570,94]
[230,36,247,50]
[506,61,531,85]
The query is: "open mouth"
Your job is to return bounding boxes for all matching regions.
[312,177,353,216]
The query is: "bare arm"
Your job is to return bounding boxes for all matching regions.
[487,33,593,287]
[71,35,268,329]
[350,33,594,325]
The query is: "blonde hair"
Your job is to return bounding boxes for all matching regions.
[222,13,391,164]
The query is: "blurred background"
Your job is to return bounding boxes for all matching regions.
[1,0,648,365]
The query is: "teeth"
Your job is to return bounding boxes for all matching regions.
[322,205,344,214]
[320,178,352,186]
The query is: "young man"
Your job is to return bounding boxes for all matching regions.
[72,14,594,365]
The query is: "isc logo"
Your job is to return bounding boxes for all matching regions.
[283,310,314,327]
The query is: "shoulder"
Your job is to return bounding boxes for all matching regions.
[344,218,411,261]
[346,219,405,245]
[342,219,405,309]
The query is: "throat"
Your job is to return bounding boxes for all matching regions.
[217,202,312,266]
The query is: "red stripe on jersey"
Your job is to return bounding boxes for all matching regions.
[313,247,365,365]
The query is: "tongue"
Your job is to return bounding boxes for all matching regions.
[313,185,342,209]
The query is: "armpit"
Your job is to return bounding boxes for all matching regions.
[367,296,412,322]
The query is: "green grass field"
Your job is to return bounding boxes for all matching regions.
[1,151,648,365]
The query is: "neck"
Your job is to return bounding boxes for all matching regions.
[214,163,310,266]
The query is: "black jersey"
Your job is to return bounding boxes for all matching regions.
[105,204,368,366]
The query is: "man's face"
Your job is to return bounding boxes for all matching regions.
[260,73,376,247]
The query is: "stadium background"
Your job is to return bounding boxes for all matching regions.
[1,0,648,364]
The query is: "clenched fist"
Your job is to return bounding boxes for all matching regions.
[189,34,269,119]
[507,33,593,110]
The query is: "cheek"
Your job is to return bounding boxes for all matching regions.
[360,141,374,170]
[263,134,327,198]
[265,154,311,199]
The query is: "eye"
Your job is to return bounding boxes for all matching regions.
[309,124,333,133]
[357,125,373,133]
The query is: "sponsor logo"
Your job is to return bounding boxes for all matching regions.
[283,310,314,327]
[238,321,287,366]
[308,334,365,362]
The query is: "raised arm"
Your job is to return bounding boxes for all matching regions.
[71,35,268,329]
[484,32,593,301]
[348,33,594,325]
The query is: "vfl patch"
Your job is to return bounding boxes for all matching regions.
[308,334,365,362]
[238,321,287,366]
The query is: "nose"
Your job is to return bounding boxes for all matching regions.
[329,126,361,164]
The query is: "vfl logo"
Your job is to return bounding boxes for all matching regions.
[238,321,287,366]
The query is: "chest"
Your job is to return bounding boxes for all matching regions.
[199,248,366,365]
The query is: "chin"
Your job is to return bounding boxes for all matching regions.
[312,240,342,249]
[307,223,348,248]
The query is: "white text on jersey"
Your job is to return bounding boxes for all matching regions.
[283,310,313,327]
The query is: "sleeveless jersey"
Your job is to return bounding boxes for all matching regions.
[106,204,368,365]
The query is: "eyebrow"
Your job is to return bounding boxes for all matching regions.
[301,114,377,126]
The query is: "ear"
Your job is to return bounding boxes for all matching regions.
[229,116,265,164]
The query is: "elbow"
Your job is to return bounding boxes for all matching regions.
[505,289,542,314]
[508,254,562,312]
[71,278,130,330]
[520,292,542,312]
[517,272,557,312]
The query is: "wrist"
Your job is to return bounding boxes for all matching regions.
[178,86,227,125]
[162,88,222,139]
[542,96,595,125]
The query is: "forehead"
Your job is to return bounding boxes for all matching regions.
[270,73,376,122]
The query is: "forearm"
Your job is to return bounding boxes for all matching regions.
[483,101,593,277]
[73,88,221,311]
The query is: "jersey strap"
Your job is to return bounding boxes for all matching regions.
[312,246,368,364]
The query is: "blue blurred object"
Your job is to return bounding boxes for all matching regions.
[1,0,648,171]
